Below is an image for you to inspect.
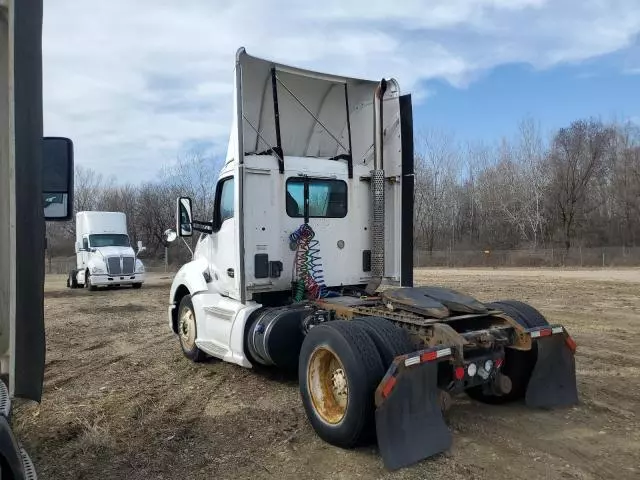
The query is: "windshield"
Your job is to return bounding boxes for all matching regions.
[89,234,130,248]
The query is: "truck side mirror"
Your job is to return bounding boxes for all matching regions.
[137,240,146,254]
[176,197,193,237]
[42,137,74,221]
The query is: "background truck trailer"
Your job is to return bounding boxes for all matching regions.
[165,49,579,470]
[1,1,73,478]
[68,211,146,290]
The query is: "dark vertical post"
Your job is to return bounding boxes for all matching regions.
[270,67,284,173]
[303,179,310,224]
[399,94,414,287]
[344,83,353,178]
[11,0,46,400]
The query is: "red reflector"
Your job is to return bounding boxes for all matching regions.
[381,376,397,398]
[565,336,577,353]
[495,357,504,368]
[539,327,552,337]
[421,350,438,362]
[454,367,465,380]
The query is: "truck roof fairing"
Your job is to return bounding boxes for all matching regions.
[227,48,400,166]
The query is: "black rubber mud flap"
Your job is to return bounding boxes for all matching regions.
[525,335,578,408]
[375,362,452,470]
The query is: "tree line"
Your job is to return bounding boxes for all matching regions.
[415,117,640,254]
[46,116,640,263]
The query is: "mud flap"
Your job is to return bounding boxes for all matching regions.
[525,335,578,408]
[375,361,452,470]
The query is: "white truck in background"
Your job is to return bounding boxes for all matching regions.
[68,211,146,291]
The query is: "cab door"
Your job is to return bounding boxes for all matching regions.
[77,235,90,271]
[207,175,238,298]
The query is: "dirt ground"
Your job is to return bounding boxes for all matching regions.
[12,268,640,480]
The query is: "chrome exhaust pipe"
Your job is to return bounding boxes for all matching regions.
[367,79,387,293]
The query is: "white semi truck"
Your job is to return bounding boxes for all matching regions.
[1,1,74,478]
[67,211,146,290]
[165,49,579,470]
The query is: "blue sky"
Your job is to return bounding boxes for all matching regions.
[42,1,640,183]
[417,53,640,144]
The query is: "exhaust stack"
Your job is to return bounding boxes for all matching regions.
[367,79,387,294]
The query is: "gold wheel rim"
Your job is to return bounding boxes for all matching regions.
[307,346,348,425]
[179,306,196,350]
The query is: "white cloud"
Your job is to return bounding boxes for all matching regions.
[43,0,640,182]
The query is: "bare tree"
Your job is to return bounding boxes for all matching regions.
[547,119,614,252]
[414,129,461,254]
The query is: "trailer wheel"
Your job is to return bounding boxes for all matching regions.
[466,300,549,404]
[299,320,384,448]
[354,316,414,366]
[177,295,207,362]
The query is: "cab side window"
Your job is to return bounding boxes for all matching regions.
[82,237,89,250]
[216,177,234,225]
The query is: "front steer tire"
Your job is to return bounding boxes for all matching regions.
[177,295,207,363]
[85,270,97,291]
[299,320,384,449]
[466,300,549,404]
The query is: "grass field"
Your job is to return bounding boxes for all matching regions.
[12,268,640,479]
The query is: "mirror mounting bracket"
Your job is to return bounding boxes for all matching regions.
[192,220,214,234]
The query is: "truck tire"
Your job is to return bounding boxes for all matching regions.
[132,283,142,289]
[299,320,384,448]
[493,300,548,328]
[466,300,549,404]
[85,270,97,291]
[354,316,414,367]
[177,295,207,362]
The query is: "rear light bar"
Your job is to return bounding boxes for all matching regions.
[404,346,452,367]
[378,346,453,400]
[527,324,577,353]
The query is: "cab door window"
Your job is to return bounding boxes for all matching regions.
[214,177,234,228]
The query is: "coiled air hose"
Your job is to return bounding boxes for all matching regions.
[289,224,327,301]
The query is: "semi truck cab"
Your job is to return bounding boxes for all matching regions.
[165,49,578,470]
[68,211,146,290]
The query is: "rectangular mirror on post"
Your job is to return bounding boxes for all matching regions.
[42,137,74,221]
[176,197,193,237]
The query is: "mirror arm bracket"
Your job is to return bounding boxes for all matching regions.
[192,220,213,234]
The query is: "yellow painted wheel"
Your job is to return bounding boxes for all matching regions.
[307,346,349,425]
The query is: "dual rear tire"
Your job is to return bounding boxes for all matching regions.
[299,318,412,448]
